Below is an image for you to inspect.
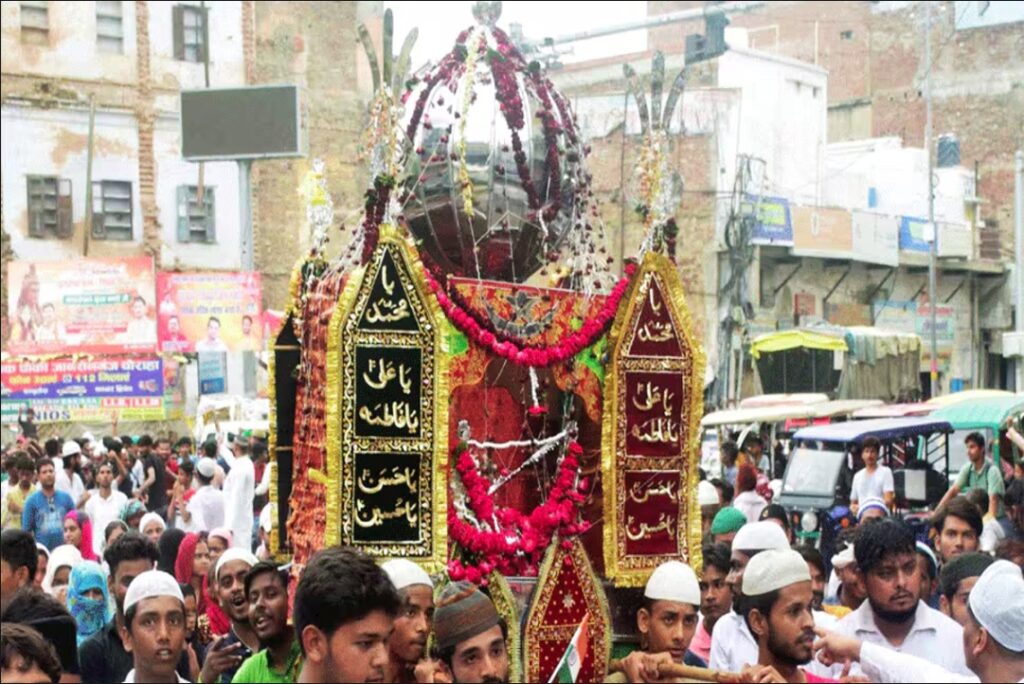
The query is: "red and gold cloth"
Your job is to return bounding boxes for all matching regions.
[602,251,706,586]
[524,537,612,683]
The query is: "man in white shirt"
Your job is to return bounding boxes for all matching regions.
[185,458,225,532]
[81,460,128,557]
[55,441,86,506]
[831,518,971,676]
[194,316,229,353]
[222,441,254,550]
[814,560,1024,683]
[849,436,894,516]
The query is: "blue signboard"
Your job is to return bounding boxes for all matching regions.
[198,352,226,395]
[899,216,931,253]
[742,194,793,245]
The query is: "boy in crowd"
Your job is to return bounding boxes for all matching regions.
[119,570,188,683]
[382,559,435,684]
[231,562,299,683]
[0,623,62,684]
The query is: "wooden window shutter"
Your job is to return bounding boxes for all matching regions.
[204,186,216,243]
[177,185,190,242]
[172,5,184,60]
[56,179,73,239]
[26,177,43,238]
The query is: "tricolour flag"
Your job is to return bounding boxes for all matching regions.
[549,612,590,683]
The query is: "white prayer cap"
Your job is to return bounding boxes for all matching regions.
[857,497,889,521]
[382,559,434,591]
[259,503,275,534]
[139,512,166,534]
[698,480,720,507]
[831,545,855,569]
[968,559,1024,652]
[197,457,217,478]
[743,549,811,596]
[82,432,96,445]
[732,521,789,553]
[61,441,81,457]
[644,560,701,606]
[124,570,184,613]
[215,548,259,582]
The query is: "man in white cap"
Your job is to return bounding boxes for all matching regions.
[607,560,704,683]
[698,480,721,537]
[381,559,435,684]
[814,559,1024,683]
[120,569,189,682]
[200,548,260,684]
[738,548,835,684]
[855,497,888,525]
[56,440,86,505]
[183,457,224,532]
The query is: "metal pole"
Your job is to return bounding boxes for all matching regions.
[1015,149,1023,334]
[925,2,939,398]
[238,160,254,270]
[83,96,96,257]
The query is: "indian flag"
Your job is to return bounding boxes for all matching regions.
[549,613,590,683]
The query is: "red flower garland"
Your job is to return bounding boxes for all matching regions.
[426,262,636,368]
[448,440,590,582]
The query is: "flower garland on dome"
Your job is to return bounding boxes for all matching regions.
[424,262,635,368]
[448,440,590,582]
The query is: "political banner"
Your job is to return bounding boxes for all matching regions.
[6,258,157,356]
[1,356,165,424]
[157,272,263,353]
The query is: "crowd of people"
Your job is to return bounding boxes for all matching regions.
[0,422,1022,683]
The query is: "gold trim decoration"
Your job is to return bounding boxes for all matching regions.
[601,251,706,587]
[486,573,522,684]
[524,537,612,683]
[324,226,449,573]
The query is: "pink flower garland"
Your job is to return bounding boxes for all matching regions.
[448,440,590,582]
[425,262,636,368]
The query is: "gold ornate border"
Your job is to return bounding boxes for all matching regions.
[487,572,522,684]
[324,226,449,573]
[524,537,612,682]
[601,251,706,586]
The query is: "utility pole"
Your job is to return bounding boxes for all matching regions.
[83,95,96,257]
[925,2,939,399]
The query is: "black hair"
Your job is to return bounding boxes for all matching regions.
[103,531,159,577]
[44,438,61,458]
[710,478,734,505]
[759,504,791,534]
[720,440,739,464]
[854,518,916,576]
[208,316,221,326]
[137,435,154,448]
[178,459,195,476]
[932,496,983,539]
[202,441,218,459]
[242,315,253,324]
[179,583,196,601]
[176,437,193,449]
[293,546,400,656]
[862,436,882,452]
[0,588,78,676]
[14,453,35,472]
[795,545,825,577]
[104,519,129,543]
[252,441,268,460]
[0,529,38,581]
[0,623,61,684]
[964,432,985,449]
[435,617,508,669]
[939,552,994,602]
[744,434,765,449]
[244,561,288,597]
[740,588,781,639]
[965,487,989,514]
[133,296,146,305]
[104,437,123,455]
[702,542,732,576]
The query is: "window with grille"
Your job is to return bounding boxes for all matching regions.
[96,1,124,54]
[177,184,216,243]
[173,4,208,63]
[20,1,49,45]
[26,176,73,239]
[91,180,133,241]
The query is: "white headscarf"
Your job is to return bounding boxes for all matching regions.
[138,512,166,536]
[42,545,83,596]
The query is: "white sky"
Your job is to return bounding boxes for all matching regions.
[385,1,649,70]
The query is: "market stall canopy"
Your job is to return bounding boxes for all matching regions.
[929,395,1024,430]
[852,402,934,419]
[793,416,953,445]
[739,393,830,408]
[925,389,1017,408]
[701,404,818,427]
[749,330,847,359]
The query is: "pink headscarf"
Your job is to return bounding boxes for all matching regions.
[64,510,97,562]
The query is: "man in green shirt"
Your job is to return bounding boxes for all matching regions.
[939,432,1006,520]
[1,454,36,530]
[232,562,300,683]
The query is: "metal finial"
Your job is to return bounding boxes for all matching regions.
[472,1,502,28]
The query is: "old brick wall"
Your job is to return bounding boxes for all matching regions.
[251,1,379,311]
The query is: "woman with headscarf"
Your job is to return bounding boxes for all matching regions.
[66,560,112,645]
[139,511,166,544]
[119,499,146,531]
[62,509,97,562]
[174,532,212,615]
[41,544,83,604]
[157,527,187,575]
[34,543,49,589]
[203,527,235,636]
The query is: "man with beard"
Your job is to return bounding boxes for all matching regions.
[295,546,400,683]
[120,570,188,683]
[831,518,970,676]
[199,549,259,684]
[432,581,510,684]
[605,560,704,682]
[690,543,732,664]
[381,559,434,684]
[231,562,299,683]
[739,549,839,683]
[813,560,1024,683]
[937,552,994,627]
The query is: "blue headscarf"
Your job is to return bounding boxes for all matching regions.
[66,561,112,644]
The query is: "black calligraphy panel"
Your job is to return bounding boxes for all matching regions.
[358,250,421,332]
[354,345,423,439]
[353,451,423,543]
